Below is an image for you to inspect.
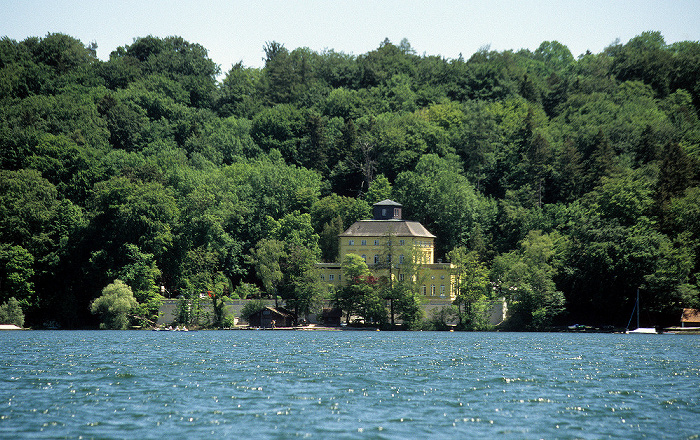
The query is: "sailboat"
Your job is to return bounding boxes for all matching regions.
[626,288,657,334]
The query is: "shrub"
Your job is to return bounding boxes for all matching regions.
[90,280,138,329]
[0,297,24,327]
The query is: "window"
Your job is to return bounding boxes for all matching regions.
[361,254,367,262]
[441,275,445,280]
[399,255,405,264]
[399,239,405,246]
[399,273,405,281]
[329,274,334,281]
[387,254,392,263]
[374,239,380,246]
[348,239,354,245]
[374,255,380,264]
[394,208,400,218]
[361,239,367,246]
[422,285,427,296]
[431,285,436,296]
[320,274,325,281]
[440,285,446,297]
[382,208,387,216]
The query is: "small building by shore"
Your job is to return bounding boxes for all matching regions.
[681,308,700,327]
[248,306,295,328]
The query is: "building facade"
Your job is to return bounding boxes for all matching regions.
[317,199,456,301]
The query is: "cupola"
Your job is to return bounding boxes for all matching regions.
[372,199,402,220]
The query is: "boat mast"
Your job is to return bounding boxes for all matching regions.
[636,287,640,330]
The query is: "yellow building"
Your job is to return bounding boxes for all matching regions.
[317,199,456,300]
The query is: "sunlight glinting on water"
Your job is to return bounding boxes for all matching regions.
[1,331,699,439]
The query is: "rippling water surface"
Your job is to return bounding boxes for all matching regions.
[1,330,699,439]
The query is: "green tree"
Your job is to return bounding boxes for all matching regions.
[234,282,261,299]
[278,245,325,321]
[362,174,392,204]
[112,35,219,108]
[0,244,35,307]
[266,211,320,255]
[533,41,574,72]
[448,247,490,329]
[216,62,263,119]
[249,239,286,300]
[90,280,138,329]
[394,154,497,257]
[594,168,654,226]
[0,297,25,327]
[335,254,386,325]
[492,231,565,330]
[115,244,162,327]
[387,243,425,328]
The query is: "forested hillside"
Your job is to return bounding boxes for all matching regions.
[1,32,698,329]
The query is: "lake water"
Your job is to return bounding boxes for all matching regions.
[1,331,699,439]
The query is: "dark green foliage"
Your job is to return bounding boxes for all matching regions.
[1,32,699,329]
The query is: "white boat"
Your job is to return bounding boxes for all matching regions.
[627,327,657,334]
[626,288,658,334]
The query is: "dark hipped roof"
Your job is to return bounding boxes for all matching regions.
[339,220,436,238]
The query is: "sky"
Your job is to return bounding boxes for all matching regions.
[2,0,699,76]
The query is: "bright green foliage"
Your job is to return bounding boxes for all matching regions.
[234,283,261,300]
[277,245,325,320]
[0,244,34,306]
[362,175,393,205]
[387,244,425,328]
[267,211,320,255]
[341,253,371,279]
[90,280,138,329]
[0,297,25,327]
[594,169,654,225]
[216,62,263,119]
[492,231,566,330]
[335,254,386,325]
[670,188,700,244]
[249,238,323,320]
[249,239,286,296]
[394,154,497,256]
[448,247,490,329]
[311,194,370,231]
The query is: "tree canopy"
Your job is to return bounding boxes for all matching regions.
[1,32,698,328]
